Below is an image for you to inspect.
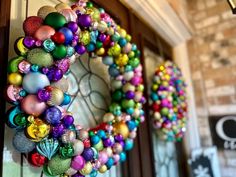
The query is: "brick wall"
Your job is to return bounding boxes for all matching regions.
[187,0,236,176]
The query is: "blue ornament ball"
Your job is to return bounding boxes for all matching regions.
[59,27,73,45]
[44,106,62,125]
[124,139,134,151]
[22,72,50,94]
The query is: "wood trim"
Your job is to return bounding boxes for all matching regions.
[0,0,11,176]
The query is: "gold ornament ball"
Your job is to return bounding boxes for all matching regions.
[8,73,23,86]
[55,3,71,11]
[99,165,107,173]
[47,87,64,106]
[79,162,93,175]
[113,122,129,139]
[37,6,57,19]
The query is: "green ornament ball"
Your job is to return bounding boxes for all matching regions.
[47,155,71,176]
[27,48,53,67]
[161,107,169,116]
[121,99,135,109]
[128,58,140,68]
[112,90,123,102]
[8,56,24,73]
[52,45,67,59]
[93,140,104,151]
[44,12,67,29]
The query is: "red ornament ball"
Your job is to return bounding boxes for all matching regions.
[51,32,65,44]
[28,152,47,167]
[23,16,44,36]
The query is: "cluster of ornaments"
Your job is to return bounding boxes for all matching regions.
[6,0,146,176]
[149,61,187,142]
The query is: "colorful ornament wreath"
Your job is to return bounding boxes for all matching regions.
[149,61,187,142]
[6,1,146,176]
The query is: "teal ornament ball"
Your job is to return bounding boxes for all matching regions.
[22,72,50,94]
[44,12,67,29]
[27,48,53,67]
[43,39,56,52]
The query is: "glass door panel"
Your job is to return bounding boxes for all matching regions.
[144,47,179,177]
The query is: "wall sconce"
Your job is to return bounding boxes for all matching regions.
[228,0,236,14]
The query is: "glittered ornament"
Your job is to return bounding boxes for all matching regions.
[34,25,56,41]
[13,130,36,153]
[47,155,72,176]
[27,48,53,67]
[23,16,43,36]
[37,6,57,19]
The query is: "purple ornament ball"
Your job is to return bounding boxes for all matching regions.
[75,44,86,55]
[98,34,106,42]
[44,106,62,125]
[67,22,79,33]
[63,115,74,128]
[78,14,92,28]
[125,91,135,99]
[23,36,35,48]
[47,67,63,82]
[37,89,51,102]
[81,148,94,161]
[103,138,113,147]
[52,124,65,138]
[114,134,123,142]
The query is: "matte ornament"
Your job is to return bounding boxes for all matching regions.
[44,12,67,29]
[21,95,47,116]
[27,48,54,67]
[37,6,57,19]
[47,155,71,176]
[34,25,56,41]
[23,16,43,36]
[13,130,36,153]
[36,138,59,160]
[22,72,50,94]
